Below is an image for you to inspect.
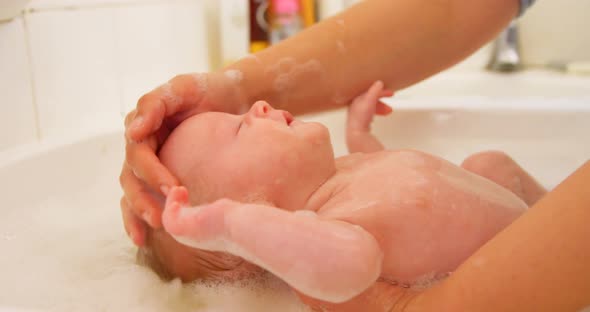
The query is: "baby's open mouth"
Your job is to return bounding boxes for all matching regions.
[283,111,294,126]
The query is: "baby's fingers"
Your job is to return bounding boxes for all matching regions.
[375,102,393,115]
[375,87,394,116]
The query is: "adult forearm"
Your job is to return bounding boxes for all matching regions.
[412,161,590,312]
[224,0,518,115]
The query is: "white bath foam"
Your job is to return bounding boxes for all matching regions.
[0,184,309,312]
[159,82,183,108]
[191,73,209,93]
[224,69,244,84]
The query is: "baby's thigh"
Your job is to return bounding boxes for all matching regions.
[461,150,546,206]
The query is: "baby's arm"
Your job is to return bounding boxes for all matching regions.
[163,186,383,303]
[346,81,393,154]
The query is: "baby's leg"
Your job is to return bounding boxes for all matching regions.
[461,151,547,206]
[163,186,383,303]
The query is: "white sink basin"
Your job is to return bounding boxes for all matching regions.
[305,70,590,189]
[395,69,590,100]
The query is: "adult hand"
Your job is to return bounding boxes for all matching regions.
[120,72,248,246]
[297,280,421,312]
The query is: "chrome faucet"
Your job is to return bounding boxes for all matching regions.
[487,21,522,72]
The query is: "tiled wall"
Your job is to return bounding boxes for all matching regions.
[0,0,210,152]
[1,0,589,152]
[0,17,37,150]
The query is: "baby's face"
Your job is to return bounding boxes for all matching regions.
[159,101,336,208]
[146,101,337,282]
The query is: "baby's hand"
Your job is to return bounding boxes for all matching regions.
[346,81,393,153]
[347,81,394,133]
[162,186,230,246]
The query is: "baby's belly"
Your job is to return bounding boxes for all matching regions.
[321,165,526,284]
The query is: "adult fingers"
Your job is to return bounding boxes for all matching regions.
[126,74,206,142]
[120,197,147,247]
[125,139,178,195]
[119,164,165,228]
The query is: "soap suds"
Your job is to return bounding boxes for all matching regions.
[191,73,208,93]
[241,54,262,64]
[267,59,326,93]
[159,82,183,107]
[0,187,309,312]
[437,163,527,211]
[331,93,348,105]
[224,69,244,84]
[409,271,451,291]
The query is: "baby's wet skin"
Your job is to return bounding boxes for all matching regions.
[141,102,544,306]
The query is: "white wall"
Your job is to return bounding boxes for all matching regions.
[520,0,590,65]
[0,0,210,152]
[1,0,589,152]
[0,17,38,150]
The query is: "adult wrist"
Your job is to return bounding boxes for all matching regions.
[219,56,270,114]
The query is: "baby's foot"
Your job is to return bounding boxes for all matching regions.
[162,186,229,248]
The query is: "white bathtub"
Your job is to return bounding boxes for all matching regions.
[0,70,588,311]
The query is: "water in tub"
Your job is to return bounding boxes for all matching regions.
[0,177,308,311]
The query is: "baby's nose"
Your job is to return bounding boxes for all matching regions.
[249,101,273,117]
[248,101,292,124]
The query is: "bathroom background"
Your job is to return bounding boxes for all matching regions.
[1,0,589,154]
[0,1,589,311]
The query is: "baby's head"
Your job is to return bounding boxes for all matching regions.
[139,101,337,281]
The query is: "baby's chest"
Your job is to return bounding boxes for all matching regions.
[315,163,477,241]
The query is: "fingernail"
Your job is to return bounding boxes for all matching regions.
[130,116,144,130]
[161,185,170,196]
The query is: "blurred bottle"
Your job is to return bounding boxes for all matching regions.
[269,0,304,45]
[300,0,318,28]
[249,0,270,53]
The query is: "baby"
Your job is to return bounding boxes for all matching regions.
[139,81,545,304]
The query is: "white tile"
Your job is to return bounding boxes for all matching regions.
[116,1,210,113]
[27,8,122,140]
[220,0,248,67]
[520,0,590,65]
[0,17,37,151]
[28,0,144,10]
[0,0,30,21]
